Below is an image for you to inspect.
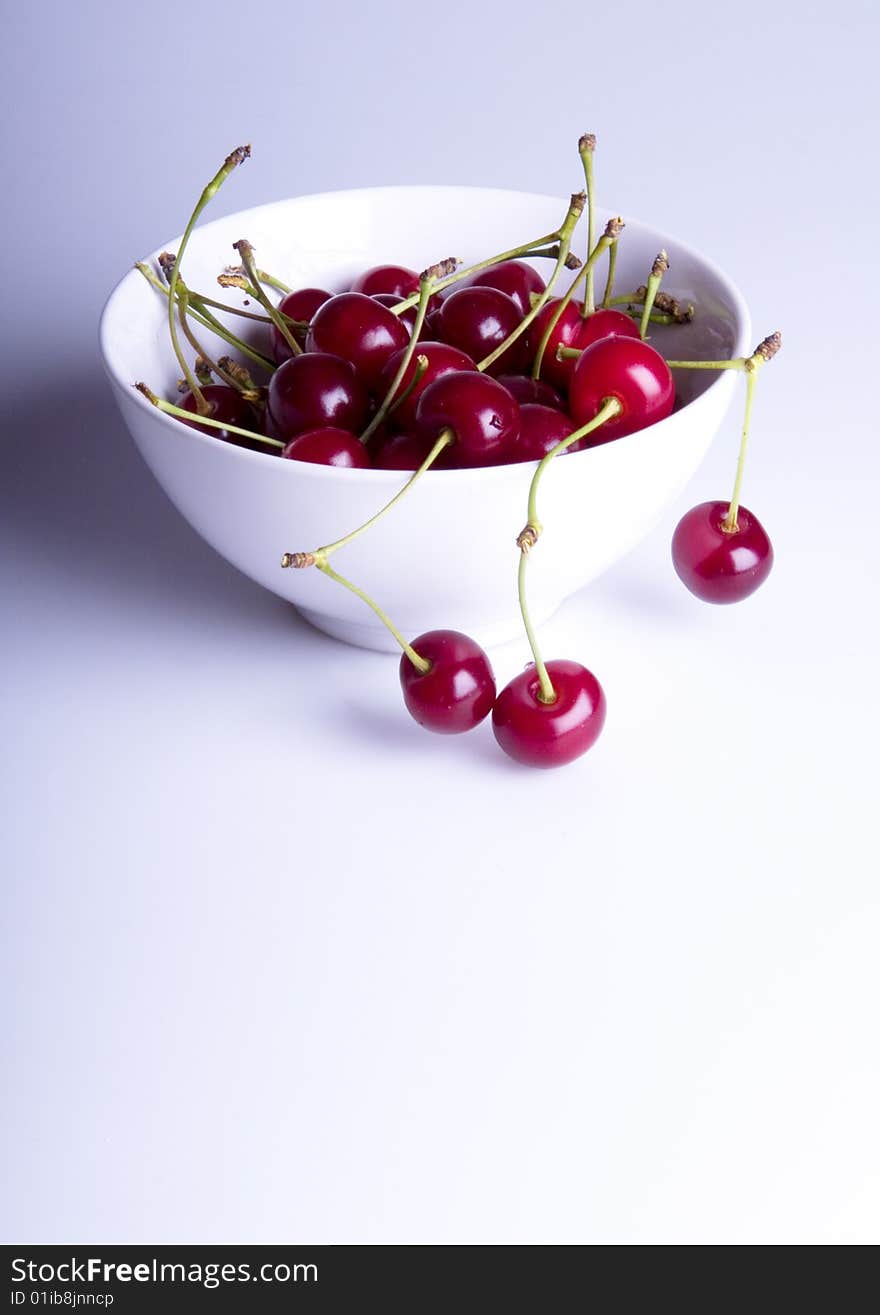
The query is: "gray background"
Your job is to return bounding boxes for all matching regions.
[3,0,879,1242]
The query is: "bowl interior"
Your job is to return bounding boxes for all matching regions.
[101,185,750,438]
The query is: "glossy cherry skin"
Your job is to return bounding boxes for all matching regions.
[465,260,546,316]
[371,430,437,470]
[492,661,606,768]
[179,385,265,453]
[415,371,521,467]
[514,404,576,462]
[379,341,477,430]
[281,427,370,468]
[530,301,641,390]
[568,336,675,443]
[351,264,420,300]
[557,308,641,389]
[267,352,369,439]
[370,292,417,335]
[400,630,496,734]
[671,501,773,603]
[271,287,332,362]
[495,374,564,410]
[305,292,409,389]
[436,286,529,375]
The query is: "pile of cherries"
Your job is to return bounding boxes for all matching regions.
[137,139,781,768]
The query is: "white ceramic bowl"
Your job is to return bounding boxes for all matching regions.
[100,186,750,651]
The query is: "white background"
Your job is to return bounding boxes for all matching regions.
[3,0,878,1242]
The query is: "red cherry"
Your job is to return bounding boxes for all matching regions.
[267,352,368,439]
[496,374,564,410]
[179,385,265,452]
[370,292,417,335]
[671,501,773,603]
[492,661,606,767]
[281,427,370,468]
[567,336,675,443]
[437,286,529,375]
[465,260,546,316]
[305,292,409,389]
[351,264,420,300]
[400,630,496,734]
[271,288,332,362]
[414,371,521,468]
[379,341,477,430]
[371,430,438,471]
[514,404,576,462]
[529,298,586,389]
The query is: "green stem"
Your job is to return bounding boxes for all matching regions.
[601,241,618,308]
[723,366,757,533]
[360,277,435,442]
[387,354,429,416]
[664,357,749,370]
[530,219,622,380]
[135,382,282,450]
[477,194,586,373]
[166,146,250,413]
[639,252,669,341]
[233,240,302,356]
[578,135,596,315]
[516,396,622,705]
[176,285,259,399]
[136,264,275,370]
[258,269,292,294]
[314,560,430,672]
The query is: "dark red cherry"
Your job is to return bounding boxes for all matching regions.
[371,431,438,471]
[496,374,564,410]
[465,260,546,316]
[529,298,586,389]
[568,336,675,443]
[414,371,521,468]
[379,341,477,430]
[400,630,496,734]
[514,404,576,462]
[351,264,420,300]
[305,292,409,389]
[671,501,773,603]
[437,286,529,375]
[557,308,642,389]
[271,287,332,362]
[370,292,417,335]
[179,385,265,452]
[492,661,606,767]
[267,352,369,439]
[281,427,370,468]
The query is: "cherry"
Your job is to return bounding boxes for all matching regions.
[415,371,521,467]
[514,404,576,462]
[567,336,675,443]
[492,661,606,767]
[436,286,529,376]
[379,341,477,430]
[352,264,420,300]
[400,630,496,734]
[281,427,371,468]
[496,374,564,410]
[671,501,773,603]
[529,298,586,389]
[270,287,332,362]
[371,430,438,471]
[267,352,368,439]
[305,292,410,389]
[370,292,417,335]
[179,385,264,452]
[464,260,546,316]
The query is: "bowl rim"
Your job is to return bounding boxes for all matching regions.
[99,183,752,484]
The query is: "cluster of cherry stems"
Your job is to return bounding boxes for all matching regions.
[137,138,781,769]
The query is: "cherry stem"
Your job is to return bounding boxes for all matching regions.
[530,217,624,380]
[312,559,431,673]
[134,381,283,450]
[360,274,437,442]
[639,251,669,341]
[389,192,586,315]
[281,432,453,566]
[176,285,261,401]
[257,269,292,295]
[609,288,695,324]
[136,264,275,371]
[601,240,618,308]
[387,354,429,416]
[578,133,597,316]
[233,240,302,356]
[723,366,757,533]
[166,146,251,414]
[515,396,622,704]
[477,193,587,373]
